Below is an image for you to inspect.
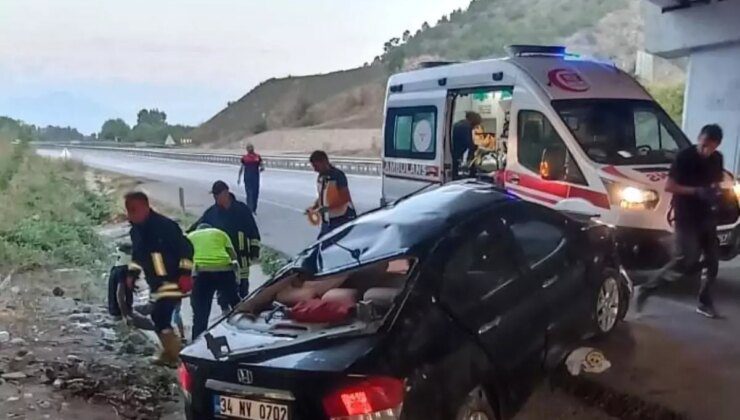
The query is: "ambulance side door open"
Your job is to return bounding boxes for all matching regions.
[381,89,448,203]
[505,86,609,216]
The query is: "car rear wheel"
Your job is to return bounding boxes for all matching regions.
[455,386,496,420]
[594,269,622,336]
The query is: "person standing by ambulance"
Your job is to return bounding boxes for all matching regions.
[306,150,356,238]
[190,181,261,298]
[451,111,481,180]
[237,143,264,214]
[125,192,193,367]
[637,124,725,318]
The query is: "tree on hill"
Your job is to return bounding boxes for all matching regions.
[37,126,85,142]
[128,122,168,143]
[125,108,171,143]
[402,30,411,42]
[0,117,34,142]
[98,109,194,144]
[137,109,167,126]
[380,0,627,69]
[0,117,90,143]
[99,118,131,141]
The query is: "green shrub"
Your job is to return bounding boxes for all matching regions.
[0,141,113,272]
[647,83,685,125]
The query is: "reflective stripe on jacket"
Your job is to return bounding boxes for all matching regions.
[129,210,193,294]
[189,195,261,280]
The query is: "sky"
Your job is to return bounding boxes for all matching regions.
[0,0,471,133]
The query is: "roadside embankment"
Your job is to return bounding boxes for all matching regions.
[0,140,112,274]
[0,140,183,419]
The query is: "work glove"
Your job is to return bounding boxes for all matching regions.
[178,274,193,294]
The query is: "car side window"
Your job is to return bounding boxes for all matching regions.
[517,110,586,184]
[441,219,520,306]
[503,204,566,268]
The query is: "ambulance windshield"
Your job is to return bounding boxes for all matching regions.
[553,99,690,165]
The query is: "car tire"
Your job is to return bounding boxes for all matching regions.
[592,268,623,336]
[454,386,497,420]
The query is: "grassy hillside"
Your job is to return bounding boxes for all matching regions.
[0,140,112,272]
[190,65,386,145]
[383,0,627,70]
[192,0,653,149]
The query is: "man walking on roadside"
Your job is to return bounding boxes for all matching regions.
[187,223,241,340]
[237,143,264,214]
[125,191,194,367]
[306,150,356,238]
[637,124,726,318]
[190,181,261,298]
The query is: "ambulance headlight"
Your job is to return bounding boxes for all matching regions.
[619,186,658,209]
[603,180,658,210]
[733,181,740,199]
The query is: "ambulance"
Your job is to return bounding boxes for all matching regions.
[380,45,740,269]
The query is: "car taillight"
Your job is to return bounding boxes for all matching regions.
[322,376,404,420]
[177,363,192,394]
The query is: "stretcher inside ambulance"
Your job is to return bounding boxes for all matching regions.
[380,45,740,270]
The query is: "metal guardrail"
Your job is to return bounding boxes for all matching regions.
[38,143,382,176]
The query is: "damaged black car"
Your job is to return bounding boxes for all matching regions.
[179,181,631,420]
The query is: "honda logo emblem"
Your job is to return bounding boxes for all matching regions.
[237,368,253,385]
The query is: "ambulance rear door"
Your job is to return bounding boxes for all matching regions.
[381,89,449,204]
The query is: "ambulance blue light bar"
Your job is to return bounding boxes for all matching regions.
[506,45,566,58]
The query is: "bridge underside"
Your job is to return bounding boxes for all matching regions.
[645,0,740,171]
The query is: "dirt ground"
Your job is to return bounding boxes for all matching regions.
[203,127,383,157]
[0,266,183,420]
[0,264,185,420]
[0,169,184,420]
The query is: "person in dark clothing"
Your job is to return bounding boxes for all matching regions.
[189,181,261,299]
[125,191,194,366]
[107,243,136,318]
[637,124,725,318]
[187,223,241,340]
[237,143,264,214]
[306,150,356,238]
[451,111,482,179]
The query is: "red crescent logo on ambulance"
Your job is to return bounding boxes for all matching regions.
[548,68,590,92]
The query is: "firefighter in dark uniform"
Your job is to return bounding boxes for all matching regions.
[190,181,261,298]
[125,191,193,367]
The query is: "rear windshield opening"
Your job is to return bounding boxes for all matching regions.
[232,258,415,333]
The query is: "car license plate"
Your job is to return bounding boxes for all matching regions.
[718,230,733,246]
[214,395,290,420]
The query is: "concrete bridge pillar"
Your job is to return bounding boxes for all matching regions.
[645,0,740,172]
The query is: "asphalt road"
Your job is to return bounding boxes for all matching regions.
[38,148,381,255]
[39,147,740,419]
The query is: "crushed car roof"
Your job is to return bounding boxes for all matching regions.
[288,181,517,276]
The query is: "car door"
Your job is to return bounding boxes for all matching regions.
[437,212,548,372]
[500,202,588,364]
